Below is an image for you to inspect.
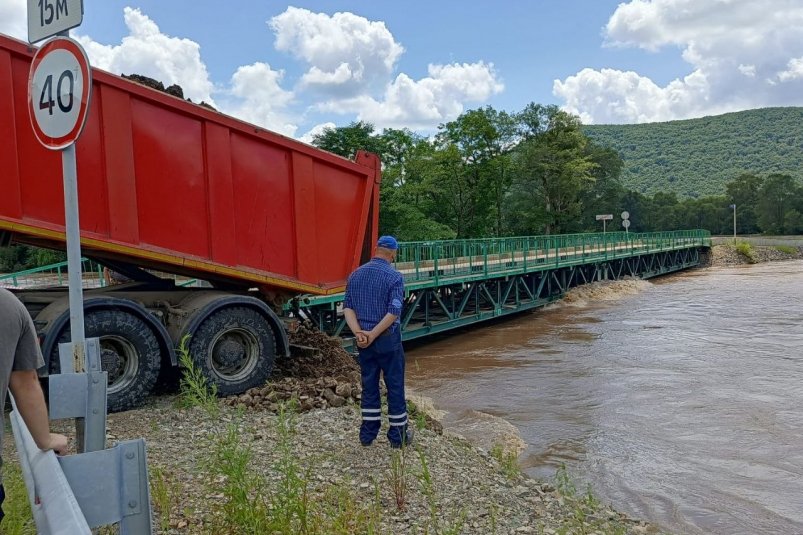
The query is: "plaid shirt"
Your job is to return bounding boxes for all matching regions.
[343,258,404,332]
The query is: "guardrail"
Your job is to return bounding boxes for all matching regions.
[0,258,203,289]
[0,257,104,289]
[11,338,153,534]
[395,229,710,286]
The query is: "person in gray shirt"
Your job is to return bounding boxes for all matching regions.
[1,288,69,523]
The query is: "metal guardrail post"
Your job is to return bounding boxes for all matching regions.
[53,338,107,453]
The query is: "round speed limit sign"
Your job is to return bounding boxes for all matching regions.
[28,37,92,150]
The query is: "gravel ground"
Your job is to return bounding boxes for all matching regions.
[71,395,661,535]
[706,243,803,266]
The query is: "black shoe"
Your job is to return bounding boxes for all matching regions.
[390,429,415,449]
[360,441,373,447]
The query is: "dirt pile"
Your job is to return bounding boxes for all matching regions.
[224,323,362,412]
[121,74,217,110]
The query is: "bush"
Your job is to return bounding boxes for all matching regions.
[733,241,758,263]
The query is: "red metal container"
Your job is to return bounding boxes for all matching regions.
[0,34,380,296]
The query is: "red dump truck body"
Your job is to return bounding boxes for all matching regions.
[0,34,380,296]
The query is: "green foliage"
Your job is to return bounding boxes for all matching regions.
[205,423,273,533]
[176,335,219,415]
[0,246,68,272]
[584,107,803,198]
[1,461,37,534]
[776,245,798,254]
[733,241,758,263]
[311,120,385,159]
[314,104,802,239]
[490,443,520,480]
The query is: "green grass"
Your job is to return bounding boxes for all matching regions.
[775,245,798,254]
[1,461,36,534]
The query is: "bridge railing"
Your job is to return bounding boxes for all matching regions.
[0,258,105,289]
[395,229,710,283]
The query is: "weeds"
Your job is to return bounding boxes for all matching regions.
[204,423,271,533]
[407,399,428,431]
[388,448,408,510]
[150,466,181,532]
[775,245,798,254]
[490,443,520,479]
[416,449,466,534]
[732,241,758,263]
[176,334,219,416]
[551,464,630,535]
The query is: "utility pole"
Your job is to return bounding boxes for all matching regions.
[730,204,736,241]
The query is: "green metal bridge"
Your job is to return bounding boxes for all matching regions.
[291,229,711,342]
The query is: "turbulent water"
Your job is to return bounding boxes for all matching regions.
[406,261,803,535]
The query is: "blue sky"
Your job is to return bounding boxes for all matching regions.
[3,1,802,139]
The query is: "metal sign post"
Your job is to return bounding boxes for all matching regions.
[621,211,631,234]
[28,36,93,449]
[595,213,613,234]
[28,37,92,367]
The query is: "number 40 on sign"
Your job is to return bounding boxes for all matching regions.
[28,36,92,150]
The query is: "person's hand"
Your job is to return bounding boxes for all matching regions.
[46,433,69,455]
[356,331,369,348]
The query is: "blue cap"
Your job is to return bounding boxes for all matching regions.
[377,235,399,250]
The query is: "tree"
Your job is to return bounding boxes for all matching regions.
[311,121,385,159]
[507,107,596,235]
[757,173,799,234]
[725,173,763,234]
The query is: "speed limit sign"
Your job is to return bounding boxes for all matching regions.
[28,37,92,150]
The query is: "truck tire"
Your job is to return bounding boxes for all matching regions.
[50,309,162,412]
[188,307,276,396]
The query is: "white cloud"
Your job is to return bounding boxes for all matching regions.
[2,4,503,136]
[225,62,297,137]
[0,0,25,40]
[76,7,215,105]
[778,57,803,81]
[556,0,803,123]
[317,61,503,130]
[298,122,337,145]
[270,7,403,97]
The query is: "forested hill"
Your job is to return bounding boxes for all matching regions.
[583,107,803,198]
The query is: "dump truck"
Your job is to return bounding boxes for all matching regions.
[0,34,380,411]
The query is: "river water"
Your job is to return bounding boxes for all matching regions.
[406,261,803,534]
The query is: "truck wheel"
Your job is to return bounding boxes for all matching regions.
[50,309,162,412]
[188,307,276,396]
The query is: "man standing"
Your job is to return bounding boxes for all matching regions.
[344,235,413,449]
[1,288,69,522]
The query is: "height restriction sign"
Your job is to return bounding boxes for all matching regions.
[28,36,92,150]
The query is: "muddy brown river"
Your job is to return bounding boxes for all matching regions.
[406,261,803,534]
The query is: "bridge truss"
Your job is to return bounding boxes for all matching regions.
[290,230,710,343]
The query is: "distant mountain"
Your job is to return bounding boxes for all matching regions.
[583,107,803,198]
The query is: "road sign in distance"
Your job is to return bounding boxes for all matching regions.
[622,220,631,229]
[621,211,630,220]
[28,0,84,44]
[28,37,92,150]
[595,214,614,221]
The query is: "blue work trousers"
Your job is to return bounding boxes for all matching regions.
[359,330,407,446]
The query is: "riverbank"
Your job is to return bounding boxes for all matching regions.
[4,362,665,535]
[707,242,803,266]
